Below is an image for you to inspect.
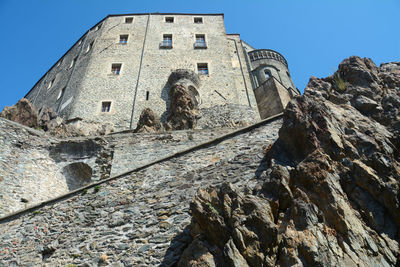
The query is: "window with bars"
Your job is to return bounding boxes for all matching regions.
[194,34,207,48]
[101,102,111,112]
[119,35,128,44]
[111,64,122,75]
[160,34,173,48]
[197,63,209,75]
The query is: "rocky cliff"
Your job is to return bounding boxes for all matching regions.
[179,57,400,266]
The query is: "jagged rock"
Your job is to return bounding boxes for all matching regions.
[38,107,57,130]
[0,98,38,127]
[166,69,202,130]
[180,56,400,266]
[134,108,163,133]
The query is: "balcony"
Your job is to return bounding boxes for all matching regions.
[194,41,207,49]
[159,41,173,49]
[248,49,288,67]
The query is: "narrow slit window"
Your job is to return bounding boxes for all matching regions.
[146,91,149,100]
[48,78,55,89]
[70,56,77,69]
[194,17,203,24]
[165,17,174,23]
[57,87,66,100]
[111,64,122,75]
[86,41,94,52]
[119,35,128,44]
[101,102,111,112]
[197,63,209,75]
[264,70,271,79]
[125,17,133,23]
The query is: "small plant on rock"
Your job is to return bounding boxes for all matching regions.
[333,72,347,92]
[94,185,101,193]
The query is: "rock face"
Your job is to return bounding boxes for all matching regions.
[165,69,202,130]
[0,98,38,127]
[180,56,400,266]
[134,108,163,133]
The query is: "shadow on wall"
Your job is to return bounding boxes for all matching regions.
[62,162,92,191]
[160,82,170,123]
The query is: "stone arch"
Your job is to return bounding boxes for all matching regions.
[62,162,92,191]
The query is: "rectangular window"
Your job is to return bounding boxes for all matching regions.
[101,101,111,112]
[146,91,149,101]
[165,17,174,23]
[119,35,128,44]
[194,17,203,24]
[160,34,173,48]
[111,64,122,75]
[125,17,133,23]
[197,63,209,75]
[194,34,207,48]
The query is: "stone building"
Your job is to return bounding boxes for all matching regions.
[24,13,299,130]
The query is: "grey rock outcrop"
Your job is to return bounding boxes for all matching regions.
[0,98,38,127]
[134,108,163,133]
[179,56,400,266]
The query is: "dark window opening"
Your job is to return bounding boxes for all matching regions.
[119,35,128,44]
[194,17,203,24]
[197,63,209,75]
[165,17,174,23]
[125,17,133,23]
[264,69,271,79]
[101,102,111,112]
[146,91,149,100]
[111,64,122,75]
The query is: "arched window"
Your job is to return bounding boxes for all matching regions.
[264,69,271,79]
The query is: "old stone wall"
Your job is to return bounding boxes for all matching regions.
[0,118,113,217]
[0,117,282,266]
[25,14,261,131]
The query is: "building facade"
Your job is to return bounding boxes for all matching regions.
[25,13,299,130]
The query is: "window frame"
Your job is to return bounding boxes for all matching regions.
[101,101,112,113]
[111,63,122,75]
[160,34,173,48]
[165,17,174,23]
[119,34,129,44]
[197,63,209,75]
[194,17,203,24]
[125,17,133,23]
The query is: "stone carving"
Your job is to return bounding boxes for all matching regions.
[165,69,202,130]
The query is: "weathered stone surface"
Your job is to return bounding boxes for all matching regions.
[179,56,400,266]
[0,98,38,127]
[134,108,163,133]
[0,117,282,266]
[165,69,202,130]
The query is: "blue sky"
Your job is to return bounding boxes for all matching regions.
[0,0,399,111]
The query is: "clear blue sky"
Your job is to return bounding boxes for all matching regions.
[0,0,399,111]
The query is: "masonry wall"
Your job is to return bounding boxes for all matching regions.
[26,14,262,131]
[0,118,283,266]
